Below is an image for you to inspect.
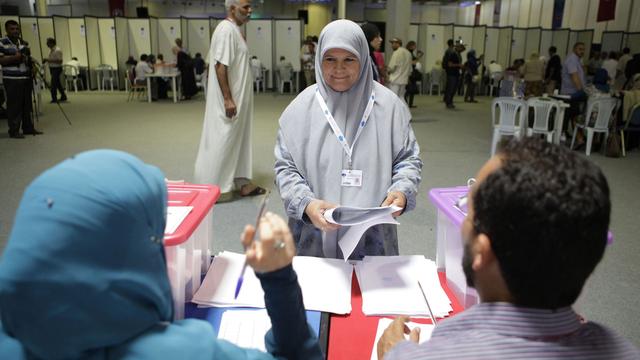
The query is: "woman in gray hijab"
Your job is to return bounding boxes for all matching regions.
[274,20,422,259]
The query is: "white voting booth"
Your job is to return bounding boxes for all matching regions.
[628,33,640,54]
[246,19,273,89]
[511,28,526,61]
[497,27,513,68]
[484,27,500,64]
[552,29,570,58]
[187,19,211,59]
[540,29,553,57]
[158,18,181,62]
[525,28,541,59]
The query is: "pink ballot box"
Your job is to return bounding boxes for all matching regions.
[429,187,479,309]
[164,183,220,319]
[429,186,614,310]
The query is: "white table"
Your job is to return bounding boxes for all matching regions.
[146,72,181,103]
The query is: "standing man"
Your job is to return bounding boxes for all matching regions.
[194,0,265,202]
[387,38,412,101]
[45,38,67,103]
[0,20,42,139]
[442,39,463,109]
[300,37,315,88]
[545,46,562,94]
[561,42,587,144]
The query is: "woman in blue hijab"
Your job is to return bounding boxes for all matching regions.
[0,150,321,359]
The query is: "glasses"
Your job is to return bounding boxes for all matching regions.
[454,178,476,214]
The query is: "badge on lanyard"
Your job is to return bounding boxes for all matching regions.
[341,169,363,187]
[315,87,375,189]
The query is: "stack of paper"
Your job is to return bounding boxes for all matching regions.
[356,256,452,317]
[192,251,353,314]
[324,205,401,260]
[218,309,272,352]
[370,318,434,360]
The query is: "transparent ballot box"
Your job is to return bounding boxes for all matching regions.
[164,183,220,319]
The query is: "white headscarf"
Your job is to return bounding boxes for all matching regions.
[314,19,374,143]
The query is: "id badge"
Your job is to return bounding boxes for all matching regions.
[341,169,363,187]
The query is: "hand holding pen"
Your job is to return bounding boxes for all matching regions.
[241,212,296,273]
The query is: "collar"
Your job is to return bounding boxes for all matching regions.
[438,302,583,340]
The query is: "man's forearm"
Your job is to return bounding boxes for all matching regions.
[215,62,233,101]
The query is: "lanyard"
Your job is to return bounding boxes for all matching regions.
[315,86,375,168]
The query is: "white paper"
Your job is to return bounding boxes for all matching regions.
[80,25,85,37]
[192,252,353,314]
[324,205,401,260]
[164,206,193,234]
[356,256,452,318]
[218,309,271,352]
[370,318,434,360]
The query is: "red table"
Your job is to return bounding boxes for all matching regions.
[327,272,464,360]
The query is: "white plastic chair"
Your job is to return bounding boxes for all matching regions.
[251,64,263,92]
[491,97,527,155]
[488,71,503,96]
[429,68,442,95]
[63,65,82,92]
[277,65,293,94]
[526,98,559,143]
[99,64,115,91]
[195,69,207,97]
[570,97,619,156]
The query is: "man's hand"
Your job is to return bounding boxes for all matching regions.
[304,199,340,232]
[242,212,296,273]
[13,52,23,62]
[381,191,406,217]
[224,98,237,119]
[377,316,420,360]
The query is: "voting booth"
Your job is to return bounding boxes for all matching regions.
[164,183,219,320]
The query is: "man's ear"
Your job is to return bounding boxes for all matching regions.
[472,234,496,271]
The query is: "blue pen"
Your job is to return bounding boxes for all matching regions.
[234,190,270,299]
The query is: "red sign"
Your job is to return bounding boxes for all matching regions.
[597,0,616,22]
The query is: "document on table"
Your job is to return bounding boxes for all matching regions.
[324,205,401,260]
[370,318,434,360]
[192,251,353,314]
[164,206,193,234]
[356,256,452,317]
[218,309,271,352]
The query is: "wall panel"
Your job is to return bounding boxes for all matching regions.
[19,17,42,63]
[246,20,273,87]
[497,27,513,67]
[552,29,570,58]
[53,17,71,63]
[600,32,625,54]
[158,18,181,61]
[128,18,151,59]
[485,27,500,64]
[187,19,210,60]
[98,18,117,68]
[525,28,542,58]
[68,18,88,66]
[424,24,446,70]
[274,20,302,72]
[84,17,100,89]
[540,30,553,58]
[511,28,527,61]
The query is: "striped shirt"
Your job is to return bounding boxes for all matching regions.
[386,302,639,359]
[0,37,30,79]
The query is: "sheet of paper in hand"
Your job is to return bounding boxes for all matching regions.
[324,205,402,260]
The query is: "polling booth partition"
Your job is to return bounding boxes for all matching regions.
[511,28,527,62]
[187,18,211,62]
[540,29,553,57]
[552,28,570,59]
[158,18,181,62]
[149,17,159,56]
[246,19,273,90]
[524,27,542,60]
[497,27,513,69]
[628,32,640,54]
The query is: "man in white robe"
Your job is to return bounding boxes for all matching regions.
[194,0,265,201]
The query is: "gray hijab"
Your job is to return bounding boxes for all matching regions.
[315,19,374,143]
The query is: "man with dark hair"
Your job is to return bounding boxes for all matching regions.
[378,138,639,359]
[442,39,463,109]
[545,45,561,94]
[0,20,42,138]
[44,37,67,103]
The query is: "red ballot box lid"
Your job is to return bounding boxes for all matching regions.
[327,272,464,360]
[164,183,220,246]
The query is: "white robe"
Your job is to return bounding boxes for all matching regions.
[194,20,253,192]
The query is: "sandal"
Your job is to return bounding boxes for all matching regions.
[239,185,267,197]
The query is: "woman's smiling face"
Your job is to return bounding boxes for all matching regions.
[321,48,361,92]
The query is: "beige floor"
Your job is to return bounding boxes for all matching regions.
[1,90,639,346]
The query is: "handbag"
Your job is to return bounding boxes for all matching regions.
[605,132,622,158]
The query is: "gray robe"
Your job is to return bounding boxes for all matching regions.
[274,20,422,259]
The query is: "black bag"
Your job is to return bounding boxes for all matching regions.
[605,132,622,158]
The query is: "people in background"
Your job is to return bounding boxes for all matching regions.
[134,54,153,85]
[193,52,205,75]
[45,37,67,103]
[387,37,413,101]
[601,51,619,84]
[277,56,293,91]
[176,50,197,100]
[125,55,137,67]
[404,41,422,107]
[0,20,42,138]
[587,50,602,76]
[274,20,422,259]
[301,37,316,87]
[463,49,480,103]
[194,0,266,202]
[0,149,323,360]
[66,56,87,90]
[442,39,463,109]
[360,22,385,84]
[561,42,587,142]
[520,52,544,97]
[545,46,562,94]
[152,54,169,100]
[171,38,186,63]
[377,137,639,359]
[487,60,502,75]
[249,55,263,89]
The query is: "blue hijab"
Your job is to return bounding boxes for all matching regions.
[0,150,174,358]
[593,68,610,93]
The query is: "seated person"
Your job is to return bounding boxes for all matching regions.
[378,137,639,359]
[134,54,153,85]
[66,57,86,89]
[0,150,323,360]
[194,52,206,76]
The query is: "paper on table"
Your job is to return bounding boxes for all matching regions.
[193,252,353,314]
[356,256,452,317]
[165,206,193,234]
[324,205,401,260]
[218,309,272,352]
[369,317,434,360]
